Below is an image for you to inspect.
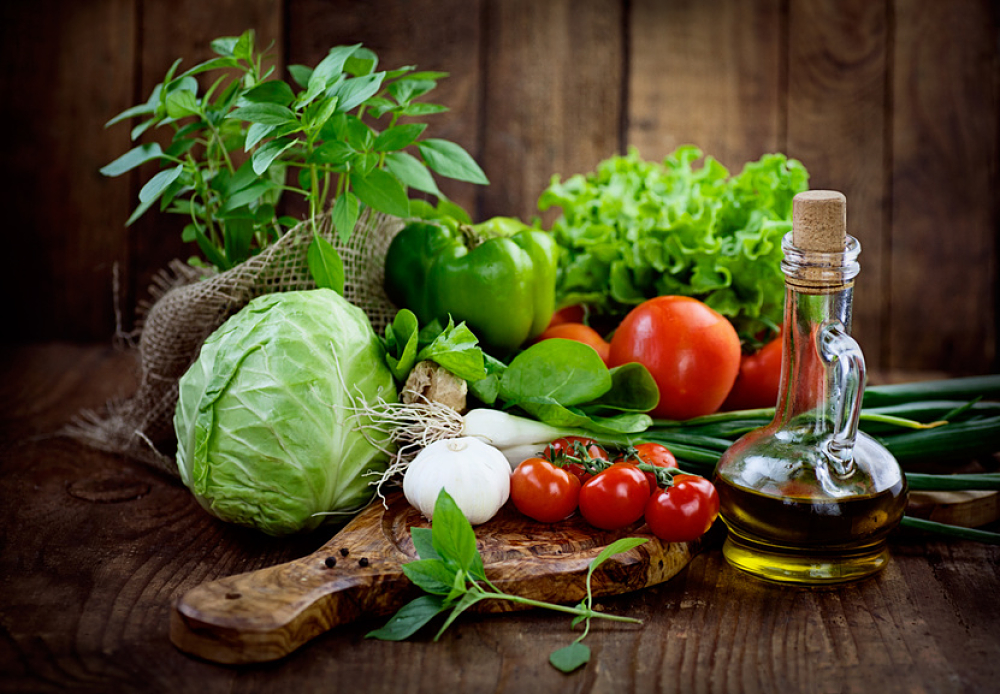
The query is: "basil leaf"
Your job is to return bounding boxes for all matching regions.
[165,90,200,118]
[221,180,278,211]
[418,139,489,185]
[332,72,386,113]
[344,48,379,77]
[410,526,440,560]
[549,642,591,673]
[403,102,449,117]
[229,103,297,126]
[350,168,410,218]
[402,559,460,596]
[389,78,437,106]
[307,236,345,293]
[385,151,442,197]
[332,191,360,243]
[590,537,649,576]
[223,217,254,265]
[252,137,297,175]
[138,165,183,204]
[240,80,295,106]
[100,143,164,177]
[374,123,427,152]
[288,64,312,88]
[302,44,360,106]
[179,56,240,79]
[310,140,354,166]
[365,595,447,641]
[210,36,239,57]
[430,490,479,574]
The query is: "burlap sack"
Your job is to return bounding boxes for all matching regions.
[67,210,404,477]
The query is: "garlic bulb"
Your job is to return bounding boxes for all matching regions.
[403,437,511,525]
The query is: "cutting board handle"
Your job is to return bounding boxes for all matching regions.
[171,509,411,664]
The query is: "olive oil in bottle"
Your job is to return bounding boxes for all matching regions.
[713,191,908,585]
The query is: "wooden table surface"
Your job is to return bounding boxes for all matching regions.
[2,343,999,694]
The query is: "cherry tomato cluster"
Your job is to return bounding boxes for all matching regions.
[509,437,720,542]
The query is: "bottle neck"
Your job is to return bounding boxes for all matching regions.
[773,234,866,465]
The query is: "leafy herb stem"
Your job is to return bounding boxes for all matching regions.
[367,490,647,674]
[101,29,489,283]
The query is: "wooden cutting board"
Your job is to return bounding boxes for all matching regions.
[170,491,699,664]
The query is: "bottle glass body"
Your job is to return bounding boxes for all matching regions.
[713,234,907,584]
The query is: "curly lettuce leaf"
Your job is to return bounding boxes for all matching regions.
[539,146,808,343]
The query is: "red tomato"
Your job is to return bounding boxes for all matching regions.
[721,333,784,411]
[619,442,678,492]
[544,436,608,462]
[543,436,608,483]
[510,457,582,523]
[546,305,586,328]
[644,474,720,542]
[578,463,650,530]
[536,322,610,365]
[608,296,741,420]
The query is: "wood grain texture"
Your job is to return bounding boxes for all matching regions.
[125,0,284,332]
[2,344,1000,691]
[480,0,625,222]
[285,0,485,217]
[786,0,889,369]
[889,0,998,373]
[2,1,999,374]
[171,491,696,664]
[627,0,783,171]
[0,0,136,342]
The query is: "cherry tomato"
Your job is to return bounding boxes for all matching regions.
[721,333,783,411]
[608,296,741,420]
[510,457,582,523]
[545,436,608,462]
[644,474,720,542]
[619,442,678,492]
[578,463,650,530]
[543,436,608,483]
[536,322,610,365]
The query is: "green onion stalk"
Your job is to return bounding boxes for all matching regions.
[632,375,1000,545]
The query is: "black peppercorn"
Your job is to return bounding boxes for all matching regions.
[359,557,369,568]
[324,556,337,568]
[340,547,350,557]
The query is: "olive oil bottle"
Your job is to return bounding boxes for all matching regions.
[714,191,907,584]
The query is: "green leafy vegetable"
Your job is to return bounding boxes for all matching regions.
[102,29,488,284]
[539,145,809,343]
[173,289,396,536]
[366,489,647,672]
[382,309,488,384]
[489,339,659,434]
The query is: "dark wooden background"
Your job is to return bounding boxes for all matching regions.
[2,0,997,375]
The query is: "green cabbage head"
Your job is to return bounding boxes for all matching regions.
[174,289,397,536]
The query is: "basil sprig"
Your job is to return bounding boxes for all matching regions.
[102,30,488,291]
[367,489,647,673]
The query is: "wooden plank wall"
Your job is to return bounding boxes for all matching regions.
[2,0,996,375]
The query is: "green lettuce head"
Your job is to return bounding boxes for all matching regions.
[174,289,396,536]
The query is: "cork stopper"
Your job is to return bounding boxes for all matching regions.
[792,190,847,253]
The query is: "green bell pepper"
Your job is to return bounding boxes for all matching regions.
[384,218,558,355]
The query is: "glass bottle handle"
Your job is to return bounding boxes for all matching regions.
[817,319,865,475]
